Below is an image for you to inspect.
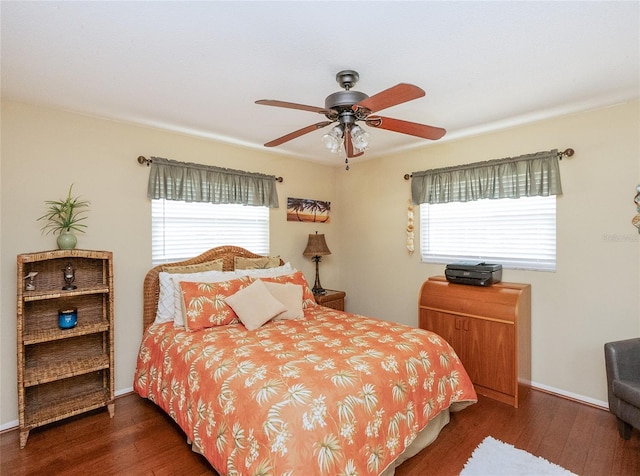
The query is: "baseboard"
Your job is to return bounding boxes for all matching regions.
[116,387,133,397]
[530,381,609,410]
[0,419,19,433]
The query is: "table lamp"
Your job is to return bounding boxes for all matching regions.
[303,231,331,295]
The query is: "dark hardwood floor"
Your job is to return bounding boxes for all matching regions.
[1,389,638,475]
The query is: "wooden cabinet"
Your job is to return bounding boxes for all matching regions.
[419,276,531,407]
[315,289,346,311]
[17,250,114,448]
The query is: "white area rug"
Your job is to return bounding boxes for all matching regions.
[460,436,577,475]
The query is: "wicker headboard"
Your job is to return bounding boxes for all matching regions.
[142,246,284,331]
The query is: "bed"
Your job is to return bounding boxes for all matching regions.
[134,246,477,475]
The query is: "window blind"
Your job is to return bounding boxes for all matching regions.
[420,195,556,271]
[151,199,269,265]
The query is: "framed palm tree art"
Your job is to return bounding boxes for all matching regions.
[286,197,331,223]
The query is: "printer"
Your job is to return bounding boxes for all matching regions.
[445,261,502,286]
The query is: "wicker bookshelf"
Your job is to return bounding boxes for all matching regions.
[17,249,114,448]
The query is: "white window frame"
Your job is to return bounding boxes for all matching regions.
[152,199,269,265]
[420,195,556,271]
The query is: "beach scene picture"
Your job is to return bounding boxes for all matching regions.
[287,197,331,223]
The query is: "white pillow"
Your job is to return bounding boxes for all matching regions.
[225,279,287,331]
[155,272,178,324]
[234,262,293,278]
[171,271,241,326]
[263,281,304,320]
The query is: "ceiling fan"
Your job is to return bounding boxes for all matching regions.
[256,70,446,169]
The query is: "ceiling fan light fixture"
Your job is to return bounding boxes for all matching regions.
[321,125,344,153]
[350,124,371,151]
[257,71,445,162]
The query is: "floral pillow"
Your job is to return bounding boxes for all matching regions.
[170,271,240,327]
[259,271,317,309]
[155,270,235,325]
[179,276,252,332]
[234,256,281,270]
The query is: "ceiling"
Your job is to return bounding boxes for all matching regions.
[2,1,639,165]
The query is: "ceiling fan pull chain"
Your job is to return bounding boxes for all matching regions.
[345,158,350,171]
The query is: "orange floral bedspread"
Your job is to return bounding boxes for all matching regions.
[134,306,476,475]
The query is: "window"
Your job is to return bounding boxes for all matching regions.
[420,195,556,271]
[152,199,269,265]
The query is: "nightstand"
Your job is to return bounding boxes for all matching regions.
[314,289,346,311]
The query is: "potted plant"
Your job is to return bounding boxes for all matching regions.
[38,184,90,250]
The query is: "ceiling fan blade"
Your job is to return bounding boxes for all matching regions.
[366,116,446,140]
[354,83,425,114]
[344,127,364,158]
[264,121,333,147]
[256,99,333,115]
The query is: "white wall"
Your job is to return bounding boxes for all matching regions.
[337,100,640,406]
[0,101,342,429]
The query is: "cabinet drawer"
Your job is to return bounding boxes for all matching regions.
[320,299,344,311]
[419,277,527,322]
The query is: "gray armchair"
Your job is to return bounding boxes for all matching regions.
[604,338,640,439]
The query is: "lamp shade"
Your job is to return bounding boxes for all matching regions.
[303,232,331,257]
[321,125,344,153]
[350,124,371,151]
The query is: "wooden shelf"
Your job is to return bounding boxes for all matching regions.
[23,322,110,345]
[17,250,114,448]
[24,386,112,428]
[22,285,110,302]
[24,354,110,387]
